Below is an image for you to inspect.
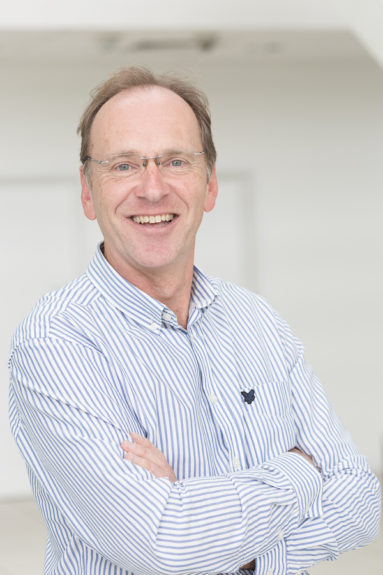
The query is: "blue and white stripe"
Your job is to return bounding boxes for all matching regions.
[9,245,380,574]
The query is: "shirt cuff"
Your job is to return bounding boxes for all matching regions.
[254,539,287,575]
[262,452,323,521]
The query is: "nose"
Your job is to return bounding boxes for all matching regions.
[137,159,168,202]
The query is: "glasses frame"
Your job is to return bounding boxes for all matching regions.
[84,151,206,175]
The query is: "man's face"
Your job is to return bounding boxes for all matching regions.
[80,86,217,282]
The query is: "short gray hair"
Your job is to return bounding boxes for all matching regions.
[77,66,216,180]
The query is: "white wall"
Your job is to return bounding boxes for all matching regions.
[0,0,343,29]
[1,56,382,497]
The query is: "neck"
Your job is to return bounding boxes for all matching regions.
[103,246,194,328]
[133,266,194,329]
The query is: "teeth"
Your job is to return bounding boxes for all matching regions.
[133,214,175,225]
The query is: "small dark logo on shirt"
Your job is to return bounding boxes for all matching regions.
[241,389,255,404]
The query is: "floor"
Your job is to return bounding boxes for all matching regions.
[0,497,382,574]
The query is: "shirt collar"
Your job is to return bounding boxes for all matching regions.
[86,244,218,329]
[190,266,218,311]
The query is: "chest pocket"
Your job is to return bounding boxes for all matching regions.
[253,378,292,419]
[244,378,296,463]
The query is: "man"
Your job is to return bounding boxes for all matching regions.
[9,67,380,575]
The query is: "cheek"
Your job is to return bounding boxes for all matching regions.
[84,190,113,227]
[93,184,126,215]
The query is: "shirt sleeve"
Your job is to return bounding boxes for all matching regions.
[9,336,323,575]
[255,346,381,575]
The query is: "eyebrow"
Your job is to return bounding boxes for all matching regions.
[105,149,187,159]
[105,150,140,158]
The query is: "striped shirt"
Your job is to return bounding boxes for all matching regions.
[9,245,380,575]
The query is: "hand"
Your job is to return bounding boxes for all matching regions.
[240,559,255,571]
[121,433,177,483]
[289,447,319,470]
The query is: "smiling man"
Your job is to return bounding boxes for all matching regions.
[80,83,217,328]
[9,67,380,575]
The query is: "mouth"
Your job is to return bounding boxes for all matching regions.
[130,213,176,225]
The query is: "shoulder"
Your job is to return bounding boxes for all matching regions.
[210,276,277,321]
[209,276,303,366]
[10,273,100,354]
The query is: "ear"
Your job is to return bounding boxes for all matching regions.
[80,166,97,221]
[204,166,218,213]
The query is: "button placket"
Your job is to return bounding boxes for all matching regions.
[232,456,241,470]
[209,393,218,405]
[189,320,248,475]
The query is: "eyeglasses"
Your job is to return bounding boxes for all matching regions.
[84,151,205,179]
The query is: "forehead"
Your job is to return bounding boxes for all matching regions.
[89,86,202,155]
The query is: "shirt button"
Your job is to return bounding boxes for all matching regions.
[148,322,160,332]
[278,531,284,540]
[162,312,172,321]
[209,393,218,404]
[266,571,274,575]
[232,456,240,469]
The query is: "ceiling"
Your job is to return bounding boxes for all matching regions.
[0,29,372,66]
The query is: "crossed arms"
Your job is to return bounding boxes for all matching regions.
[121,435,321,572]
[9,324,381,574]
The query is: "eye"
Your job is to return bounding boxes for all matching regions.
[110,157,141,174]
[163,156,190,170]
[116,163,132,171]
[170,158,185,167]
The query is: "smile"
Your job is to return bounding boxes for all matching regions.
[131,214,175,224]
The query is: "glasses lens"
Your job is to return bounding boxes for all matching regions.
[91,152,204,178]
[159,152,204,176]
[101,154,142,177]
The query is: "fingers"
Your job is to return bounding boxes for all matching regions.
[121,434,177,483]
[129,432,152,446]
[124,449,154,472]
[125,450,174,481]
[122,436,163,465]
